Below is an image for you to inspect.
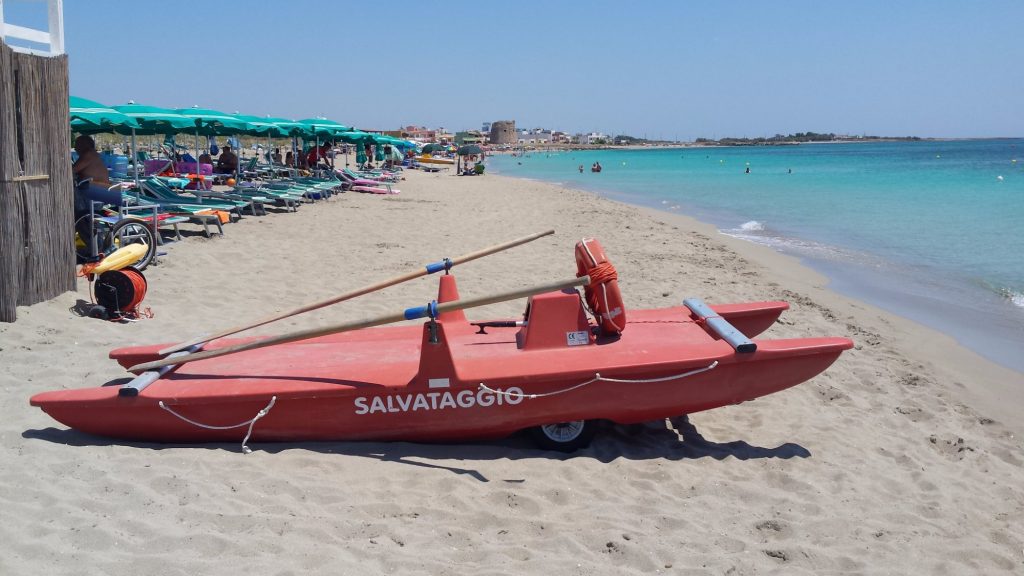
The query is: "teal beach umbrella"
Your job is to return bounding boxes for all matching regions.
[69,96,140,134]
[113,103,195,135]
[176,106,249,136]
[236,115,292,137]
[335,130,376,144]
[457,144,484,156]
[110,103,195,185]
[297,118,349,138]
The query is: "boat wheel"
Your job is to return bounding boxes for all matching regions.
[531,420,597,452]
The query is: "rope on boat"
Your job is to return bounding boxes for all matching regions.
[158,396,277,454]
[477,361,718,400]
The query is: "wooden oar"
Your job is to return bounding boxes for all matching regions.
[158,229,555,355]
[130,275,589,373]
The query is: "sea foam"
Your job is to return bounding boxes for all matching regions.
[1005,288,1024,308]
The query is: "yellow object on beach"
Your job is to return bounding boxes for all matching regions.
[90,244,147,274]
[417,155,455,165]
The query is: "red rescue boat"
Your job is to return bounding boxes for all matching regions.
[30,238,853,451]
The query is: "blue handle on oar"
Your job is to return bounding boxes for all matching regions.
[425,258,453,274]
[403,301,439,320]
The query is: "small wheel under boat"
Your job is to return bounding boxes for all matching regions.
[530,420,597,452]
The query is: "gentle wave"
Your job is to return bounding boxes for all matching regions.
[1009,290,1024,308]
[721,221,880,267]
[993,285,1024,308]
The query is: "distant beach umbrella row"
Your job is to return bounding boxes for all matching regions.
[68,96,414,148]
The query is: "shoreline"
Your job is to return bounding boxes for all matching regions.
[3,168,1023,573]
[487,150,1024,377]
[488,172,1024,433]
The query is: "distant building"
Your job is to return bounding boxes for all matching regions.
[402,125,437,142]
[481,122,491,134]
[517,129,552,145]
[578,132,608,145]
[455,130,486,145]
[489,120,517,145]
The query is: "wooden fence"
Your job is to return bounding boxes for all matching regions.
[0,40,74,322]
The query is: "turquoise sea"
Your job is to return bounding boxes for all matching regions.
[488,140,1024,374]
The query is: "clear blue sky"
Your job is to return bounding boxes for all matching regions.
[5,0,1023,138]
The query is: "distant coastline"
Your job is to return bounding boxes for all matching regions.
[499,133,936,152]
[495,139,926,153]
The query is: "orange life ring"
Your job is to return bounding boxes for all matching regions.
[574,238,626,334]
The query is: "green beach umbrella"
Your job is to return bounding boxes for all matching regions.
[421,143,445,154]
[69,96,141,134]
[235,115,286,137]
[335,130,376,144]
[457,144,484,156]
[383,136,416,152]
[263,117,308,138]
[113,103,196,134]
[297,118,350,138]
[374,135,409,149]
[176,106,249,136]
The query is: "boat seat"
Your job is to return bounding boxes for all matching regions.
[516,289,591,350]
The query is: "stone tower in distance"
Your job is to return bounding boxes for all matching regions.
[489,120,516,145]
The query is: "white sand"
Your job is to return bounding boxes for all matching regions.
[1,168,1022,574]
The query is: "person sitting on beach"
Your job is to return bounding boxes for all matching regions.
[198,152,212,165]
[72,135,123,255]
[272,148,283,164]
[285,151,294,167]
[216,145,238,174]
[72,135,111,189]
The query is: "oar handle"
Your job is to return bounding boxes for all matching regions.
[131,275,589,373]
[447,229,554,268]
[158,229,555,354]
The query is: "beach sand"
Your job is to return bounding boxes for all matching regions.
[2,168,1022,574]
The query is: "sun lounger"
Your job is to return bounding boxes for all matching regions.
[351,182,400,195]
[141,177,244,221]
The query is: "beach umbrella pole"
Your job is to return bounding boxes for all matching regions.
[195,129,200,187]
[156,229,557,355]
[131,128,139,186]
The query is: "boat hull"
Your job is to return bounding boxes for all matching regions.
[416,155,455,165]
[30,300,851,445]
